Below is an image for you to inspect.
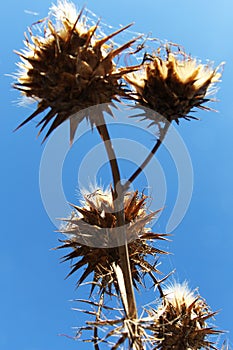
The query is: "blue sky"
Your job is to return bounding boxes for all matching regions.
[1,1,233,349]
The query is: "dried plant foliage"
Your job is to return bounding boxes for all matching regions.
[57,189,169,295]
[144,282,222,350]
[70,283,223,350]
[14,1,140,141]
[125,48,223,124]
[86,316,147,349]
[13,2,226,348]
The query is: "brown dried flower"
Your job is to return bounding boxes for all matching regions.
[14,0,139,141]
[57,188,168,294]
[125,49,223,124]
[146,282,221,349]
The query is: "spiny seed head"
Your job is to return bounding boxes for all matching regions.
[57,188,168,294]
[14,0,139,142]
[146,282,221,350]
[125,49,223,124]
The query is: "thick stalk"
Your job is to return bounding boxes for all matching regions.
[96,115,138,320]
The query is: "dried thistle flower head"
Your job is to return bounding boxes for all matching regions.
[14,0,139,141]
[57,188,168,294]
[125,48,223,124]
[147,282,221,349]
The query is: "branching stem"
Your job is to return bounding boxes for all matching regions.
[96,115,138,321]
[123,120,170,192]
[96,115,170,349]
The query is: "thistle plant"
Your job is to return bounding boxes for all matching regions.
[14,0,139,143]
[58,189,168,295]
[13,1,225,349]
[145,282,221,350]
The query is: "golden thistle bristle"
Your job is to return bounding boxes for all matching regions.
[125,49,223,124]
[57,189,169,294]
[14,1,140,142]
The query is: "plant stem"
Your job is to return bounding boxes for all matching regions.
[123,120,170,192]
[96,114,138,320]
[93,294,104,350]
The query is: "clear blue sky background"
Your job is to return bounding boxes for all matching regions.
[1,1,233,349]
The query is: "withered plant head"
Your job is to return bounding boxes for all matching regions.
[14,0,140,142]
[57,188,169,295]
[125,45,223,124]
[145,282,222,350]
